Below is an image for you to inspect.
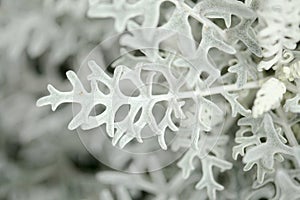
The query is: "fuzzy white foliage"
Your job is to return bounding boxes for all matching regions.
[252,78,286,118]
[88,0,261,89]
[227,51,258,87]
[97,156,199,200]
[0,1,109,199]
[257,0,300,70]
[222,91,251,117]
[0,0,106,68]
[88,0,164,32]
[277,60,300,82]
[177,133,232,200]
[233,114,293,183]
[2,0,298,199]
[37,60,186,150]
[284,94,300,113]
[275,169,300,200]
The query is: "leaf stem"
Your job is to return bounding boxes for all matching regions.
[177,79,263,99]
[276,107,298,147]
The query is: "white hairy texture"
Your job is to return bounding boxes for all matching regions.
[277,61,300,82]
[257,0,300,70]
[284,94,300,113]
[252,78,286,118]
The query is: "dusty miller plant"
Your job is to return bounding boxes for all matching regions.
[35,0,300,199]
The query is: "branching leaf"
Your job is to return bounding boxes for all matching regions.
[284,94,300,113]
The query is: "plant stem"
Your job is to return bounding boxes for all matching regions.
[277,107,298,146]
[202,80,262,96]
[177,79,263,99]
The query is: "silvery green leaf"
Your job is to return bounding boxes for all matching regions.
[284,94,300,113]
[228,51,258,87]
[178,133,232,200]
[242,114,293,183]
[222,91,251,117]
[257,0,300,70]
[275,169,300,200]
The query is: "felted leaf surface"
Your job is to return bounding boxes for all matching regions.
[37,60,187,150]
[177,133,232,200]
[241,114,293,183]
[257,0,300,70]
[284,94,300,113]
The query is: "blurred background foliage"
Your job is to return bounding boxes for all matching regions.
[0,0,113,199]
